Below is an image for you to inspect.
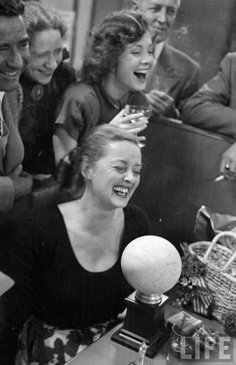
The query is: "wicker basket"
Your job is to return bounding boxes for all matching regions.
[189,231,236,324]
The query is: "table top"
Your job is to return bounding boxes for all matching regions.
[67,305,236,365]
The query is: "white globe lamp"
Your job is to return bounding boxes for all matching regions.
[112,235,182,357]
[121,235,182,304]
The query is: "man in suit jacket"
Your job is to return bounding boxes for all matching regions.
[133,0,200,118]
[183,52,236,180]
[0,0,32,212]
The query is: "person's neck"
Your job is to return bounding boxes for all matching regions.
[102,74,129,101]
[76,191,122,233]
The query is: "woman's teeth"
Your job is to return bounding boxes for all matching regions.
[134,71,146,81]
[113,186,129,196]
[3,71,17,77]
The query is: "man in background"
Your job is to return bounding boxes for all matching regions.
[0,2,33,359]
[133,0,200,119]
[183,52,236,180]
[0,0,32,213]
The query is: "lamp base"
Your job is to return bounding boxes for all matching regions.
[112,324,170,358]
[111,292,171,358]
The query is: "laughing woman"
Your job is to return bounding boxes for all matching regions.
[19,0,76,175]
[0,125,149,364]
[53,9,154,164]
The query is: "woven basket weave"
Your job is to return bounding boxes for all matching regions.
[189,231,236,324]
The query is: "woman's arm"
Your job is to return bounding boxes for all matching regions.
[0,217,42,362]
[53,83,100,164]
[0,284,34,364]
[53,127,77,165]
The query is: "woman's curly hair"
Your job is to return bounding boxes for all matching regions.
[22,0,67,42]
[79,9,150,84]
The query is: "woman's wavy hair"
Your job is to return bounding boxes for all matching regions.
[56,124,140,197]
[79,9,150,84]
[22,0,67,43]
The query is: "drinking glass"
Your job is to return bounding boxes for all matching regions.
[166,323,196,365]
[124,104,152,122]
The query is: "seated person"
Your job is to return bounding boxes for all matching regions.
[0,0,33,213]
[182,52,236,180]
[133,0,200,118]
[0,125,149,365]
[53,9,154,164]
[19,0,76,176]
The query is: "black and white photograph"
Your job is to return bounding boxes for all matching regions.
[1,1,236,364]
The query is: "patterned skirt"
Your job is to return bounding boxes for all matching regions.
[15,316,119,365]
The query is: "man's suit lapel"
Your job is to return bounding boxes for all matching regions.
[157,44,176,78]
[149,44,176,94]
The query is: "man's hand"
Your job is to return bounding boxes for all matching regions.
[146,89,178,118]
[8,164,22,179]
[0,271,14,296]
[220,142,236,180]
[9,166,33,199]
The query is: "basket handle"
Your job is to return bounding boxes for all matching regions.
[203,231,236,262]
[222,250,236,272]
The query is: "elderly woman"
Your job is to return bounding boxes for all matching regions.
[53,9,154,164]
[0,124,149,364]
[19,0,76,176]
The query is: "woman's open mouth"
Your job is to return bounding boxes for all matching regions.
[133,71,148,83]
[0,70,18,78]
[113,185,129,198]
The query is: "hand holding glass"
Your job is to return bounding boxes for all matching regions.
[124,104,152,123]
[123,105,152,147]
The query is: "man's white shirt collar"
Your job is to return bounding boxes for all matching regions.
[0,91,5,105]
[0,91,5,113]
[0,92,5,136]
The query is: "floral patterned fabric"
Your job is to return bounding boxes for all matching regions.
[15,316,119,365]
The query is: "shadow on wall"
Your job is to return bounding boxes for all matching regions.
[92,0,130,27]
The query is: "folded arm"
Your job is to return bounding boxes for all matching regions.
[183,53,236,139]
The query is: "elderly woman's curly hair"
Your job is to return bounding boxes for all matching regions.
[22,0,67,42]
[79,9,150,84]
